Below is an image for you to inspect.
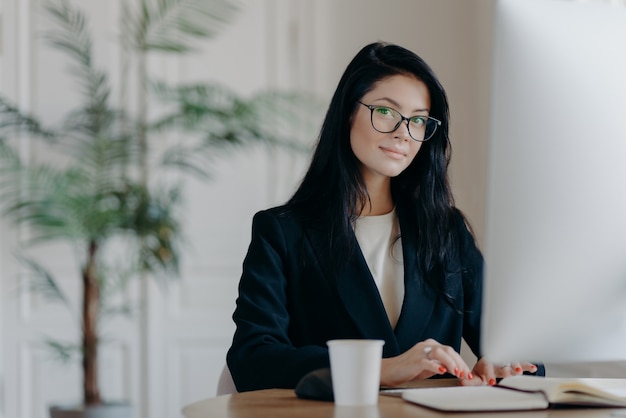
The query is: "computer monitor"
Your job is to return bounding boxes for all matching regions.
[481,0,626,364]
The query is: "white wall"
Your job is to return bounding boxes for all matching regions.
[0,1,494,417]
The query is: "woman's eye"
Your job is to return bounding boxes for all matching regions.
[411,116,426,126]
[374,107,393,117]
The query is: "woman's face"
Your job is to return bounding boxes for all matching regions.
[350,74,431,183]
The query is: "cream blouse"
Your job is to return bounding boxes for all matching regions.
[353,209,405,329]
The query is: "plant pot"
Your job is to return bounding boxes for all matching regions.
[49,402,132,418]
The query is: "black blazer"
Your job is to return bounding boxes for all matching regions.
[226,204,484,392]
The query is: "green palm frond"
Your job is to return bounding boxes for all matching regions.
[97,262,137,320]
[122,0,238,53]
[43,0,91,68]
[235,89,322,151]
[3,165,107,242]
[150,81,238,129]
[42,339,80,363]
[1,162,67,220]
[0,140,21,175]
[55,128,137,191]
[98,263,134,298]
[100,304,134,320]
[0,99,56,139]
[44,0,113,131]
[152,81,320,149]
[128,184,182,277]
[18,255,72,310]
[148,81,322,176]
[160,143,216,179]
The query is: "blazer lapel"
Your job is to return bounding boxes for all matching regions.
[336,237,399,354]
[394,206,438,352]
[305,224,399,355]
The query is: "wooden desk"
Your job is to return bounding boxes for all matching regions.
[182,380,626,418]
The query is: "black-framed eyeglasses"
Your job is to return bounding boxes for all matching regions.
[358,101,441,142]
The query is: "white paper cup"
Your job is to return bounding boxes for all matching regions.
[327,339,385,406]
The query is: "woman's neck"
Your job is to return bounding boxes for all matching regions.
[360,174,393,216]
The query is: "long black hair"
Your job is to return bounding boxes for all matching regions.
[286,41,463,299]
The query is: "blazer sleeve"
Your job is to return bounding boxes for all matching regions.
[226,210,330,391]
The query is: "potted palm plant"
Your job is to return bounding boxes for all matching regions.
[0,0,317,416]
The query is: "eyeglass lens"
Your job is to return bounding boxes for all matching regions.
[370,106,438,141]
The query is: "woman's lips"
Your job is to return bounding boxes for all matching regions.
[380,146,406,160]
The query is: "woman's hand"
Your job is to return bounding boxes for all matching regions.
[460,357,538,386]
[380,338,473,387]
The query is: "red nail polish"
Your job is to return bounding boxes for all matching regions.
[488,378,496,386]
[454,367,459,375]
[468,372,474,380]
[438,366,447,373]
[459,371,465,378]
[515,367,522,373]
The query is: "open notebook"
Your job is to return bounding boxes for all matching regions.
[401,376,626,412]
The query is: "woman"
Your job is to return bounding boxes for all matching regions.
[226,42,537,391]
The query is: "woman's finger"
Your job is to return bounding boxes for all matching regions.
[424,344,471,379]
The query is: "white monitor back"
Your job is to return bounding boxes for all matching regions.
[482,0,626,364]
